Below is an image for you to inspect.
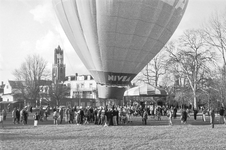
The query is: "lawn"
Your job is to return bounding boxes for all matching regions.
[1,116,226,150]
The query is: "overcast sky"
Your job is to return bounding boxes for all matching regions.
[1,0,226,83]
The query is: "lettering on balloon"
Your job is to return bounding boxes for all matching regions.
[108,75,131,82]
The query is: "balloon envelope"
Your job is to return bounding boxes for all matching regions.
[53,0,188,99]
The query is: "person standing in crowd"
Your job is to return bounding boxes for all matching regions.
[100,107,106,126]
[94,107,98,124]
[116,107,119,125]
[12,108,17,124]
[89,107,94,123]
[16,108,20,124]
[173,107,177,119]
[65,107,70,123]
[104,108,109,127]
[59,107,64,124]
[219,107,224,124]
[53,109,59,125]
[44,106,50,121]
[20,108,24,124]
[193,108,198,120]
[69,108,74,124]
[142,109,148,125]
[23,107,29,125]
[126,107,131,123]
[39,107,44,122]
[157,107,161,121]
[2,109,7,121]
[181,108,188,124]
[109,108,114,126]
[74,108,79,124]
[80,107,84,124]
[209,107,215,128]
[167,107,173,126]
[76,108,81,125]
[223,107,226,125]
[186,108,190,118]
[30,106,33,113]
[0,111,3,127]
[112,107,118,126]
[201,107,207,122]
[33,112,39,127]
[85,107,91,124]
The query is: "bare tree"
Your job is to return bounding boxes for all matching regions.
[203,11,226,70]
[135,51,167,86]
[13,54,50,105]
[49,83,70,107]
[203,11,226,104]
[165,29,216,109]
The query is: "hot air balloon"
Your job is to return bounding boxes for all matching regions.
[53,0,188,100]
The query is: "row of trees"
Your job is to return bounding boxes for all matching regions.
[135,11,226,110]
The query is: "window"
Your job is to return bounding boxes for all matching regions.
[89,83,93,89]
[84,76,88,80]
[81,83,84,88]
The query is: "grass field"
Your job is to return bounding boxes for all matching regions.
[1,114,226,150]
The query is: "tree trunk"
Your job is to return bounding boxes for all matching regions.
[193,92,197,109]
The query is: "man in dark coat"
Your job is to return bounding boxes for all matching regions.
[16,108,20,124]
[193,108,198,120]
[173,107,177,119]
[80,108,84,124]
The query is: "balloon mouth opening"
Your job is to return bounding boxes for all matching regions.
[97,84,126,99]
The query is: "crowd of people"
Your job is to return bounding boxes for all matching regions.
[1,106,31,125]
[1,104,226,127]
[51,105,140,126]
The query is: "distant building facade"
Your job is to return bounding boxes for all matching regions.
[52,46,66,84]
[0,80,24,110]
[38,80,52,106]
[64,74,98,107]
[1,80,24,102]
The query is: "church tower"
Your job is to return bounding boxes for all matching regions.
[52,45,66,84]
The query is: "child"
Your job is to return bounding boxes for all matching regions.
[33,112,39,127]
[53,110,59,125]
[83,116,88,125]
[157,109,161,121]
